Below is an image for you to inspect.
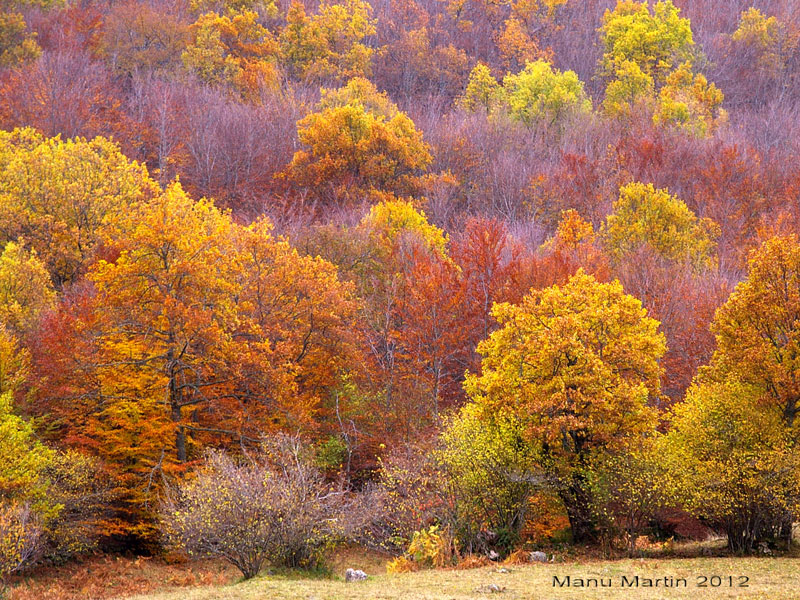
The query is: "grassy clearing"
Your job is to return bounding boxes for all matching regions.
[123,556,800,600]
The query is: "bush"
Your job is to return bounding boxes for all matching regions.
[160,437,348,579]
[41,451,113,563]
[588,439,680,556]
[367,439,447,552]
[438,404,540,555]
[664,380,800,553]
[0,503,41,590]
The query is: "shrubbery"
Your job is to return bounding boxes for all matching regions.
[160,436,351,579]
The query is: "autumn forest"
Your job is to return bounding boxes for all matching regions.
[1,0,800,594]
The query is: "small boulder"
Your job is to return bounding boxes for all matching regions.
[530,551,548,563]
[345,568,368,582]
[475,583,505,594]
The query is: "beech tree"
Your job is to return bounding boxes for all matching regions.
[707,235,800,426]
[0,128,158,287]
[501,60,592,126]
[0,240,55,334]
[602,182,720,270]
[599,0,695,87]
[463,270,665,541]
[33,183,359,538]
[284,79,431,203]
[279,0,376,82]
[182,9,280,99]
[666,380,800,553]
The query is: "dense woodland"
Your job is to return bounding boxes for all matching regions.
[1,0,800,587]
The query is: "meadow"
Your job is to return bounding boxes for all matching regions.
[125,556,800,600]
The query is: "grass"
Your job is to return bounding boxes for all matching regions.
[122,555,800,600]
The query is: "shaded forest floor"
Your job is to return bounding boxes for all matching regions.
[8,543,800,600]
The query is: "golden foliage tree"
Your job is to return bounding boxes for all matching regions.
[707,235,800,427]
[602,182,720,269]
[279,0,376,82]
[0,128,158,287]
[182,9,280,98]
[463,270,665,541]
[35,183,360,539]
[284,79,431,203]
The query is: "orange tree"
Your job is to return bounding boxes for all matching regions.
[283,78,432,204]
[461,270,665,542]
[31,182,360,541]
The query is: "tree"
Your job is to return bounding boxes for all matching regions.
[496,16,550,72]
[458,63,501,112]
[599,0,695,88]
[97,0,188,76]
[588,438,678,555]
[706,235,800,427]
[0,325,27,395]
[0,0,63,68]
[32,183,359,539]
[0,128,158,287]
[0,240,55,334]
[730,8,796,82]
[182,9,280,99]
[0,392,52,509]
[602,182,720,270]
[463,270,665,541]
[319,76,398,116]
[279,0,376,82]
[501,60,592,126]
[392,247,465,416]
[653,62,726,137]
[601,58,654,117]
[439,402,539,553]
[284,81,432,203]
[0,50,133,147]
[665,380,800,553]
[0,503,41,590]
[361,198,448,257]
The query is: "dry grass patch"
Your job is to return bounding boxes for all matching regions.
[122,556,800,600]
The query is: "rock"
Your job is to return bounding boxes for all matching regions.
[530,551,548,563]
[345,568,368,582]
[475,583,505,594]
[487,550,500,561]
[495,567,510,573]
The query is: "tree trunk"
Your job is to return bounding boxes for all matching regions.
[172,402,186,463]
[559,475,597,544]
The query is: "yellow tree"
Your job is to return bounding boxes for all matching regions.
[458,63,501,113]
[501,60,592,127]
[0,240,55,334]
[463,270,665,541]
[731,8,798,80]
[602,182,720,270]
[653,62,726,137]
[279,0,376,82]
[707,235,800,427]
[601,58,654,117]
[182,9,280,98]
[0,128,158,288]
[0,0,63,68]
[665,379,800,552]
[599,0,695,87]
[0,325,27,395]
